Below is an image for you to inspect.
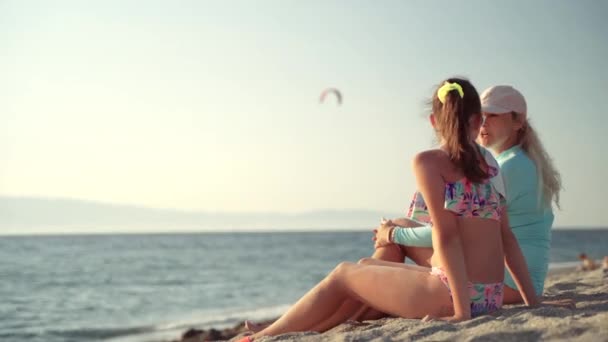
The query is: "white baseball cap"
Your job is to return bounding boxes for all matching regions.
[480,85,527,117]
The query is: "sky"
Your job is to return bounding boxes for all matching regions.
[1,0,607,229]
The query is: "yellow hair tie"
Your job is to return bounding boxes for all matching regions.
[437,82,464,104]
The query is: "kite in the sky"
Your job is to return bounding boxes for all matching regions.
[319,88,342,105]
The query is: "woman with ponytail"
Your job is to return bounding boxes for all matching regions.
[239,78,537,341]
[356,86,560,318]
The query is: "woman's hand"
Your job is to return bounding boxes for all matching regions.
[373,218,396,249]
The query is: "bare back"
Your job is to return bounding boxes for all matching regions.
[428,151,505,284]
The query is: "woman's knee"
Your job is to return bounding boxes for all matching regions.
[357,257,374,265]
[372,244,405,262]
[335,261,356,272]
[330,261,356,280]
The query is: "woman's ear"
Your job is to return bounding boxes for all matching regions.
[429,114,436,128]
[512,113,525,131]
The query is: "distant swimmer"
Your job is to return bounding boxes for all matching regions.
[603,256,608,277]
[578,253,599,271]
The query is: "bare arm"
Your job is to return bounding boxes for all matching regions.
[500,209,539,306]
[413,152,471,320]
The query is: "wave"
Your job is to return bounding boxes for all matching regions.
[41,304,291,342]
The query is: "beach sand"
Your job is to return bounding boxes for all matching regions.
[177,267,608,341]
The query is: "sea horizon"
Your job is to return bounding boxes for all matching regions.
[0,226,607,237]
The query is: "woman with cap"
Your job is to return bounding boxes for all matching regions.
[357,85,561,314]
[475,85,561,302]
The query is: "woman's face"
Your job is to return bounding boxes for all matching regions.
[478,112,521,152]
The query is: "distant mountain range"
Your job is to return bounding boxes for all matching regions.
[0,196,393,234]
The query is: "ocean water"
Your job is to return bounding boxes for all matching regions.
[0,229,606,342]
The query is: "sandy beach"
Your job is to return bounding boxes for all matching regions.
[177,267,608,342]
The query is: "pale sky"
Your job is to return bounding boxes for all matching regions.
[1,0,607,228]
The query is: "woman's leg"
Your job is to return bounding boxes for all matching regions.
[372,243,407,262]
[245,244,412,333]
[350,244,435,321]
[399,246,433,267]
[246,246,415,334]
[503,285,523,304]
[335,244,408,322]
[245,243,434,333]
[249,262,366,336]
[252,262,452,339]
[352,223,434,320]
[246,294,369,334]
[307,261,433,332]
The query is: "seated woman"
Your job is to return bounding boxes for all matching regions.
[339,85,562,322]
[240,78,538,341]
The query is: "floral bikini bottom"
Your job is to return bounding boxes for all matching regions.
[430,267,504,317]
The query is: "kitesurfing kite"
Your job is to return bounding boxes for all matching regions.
[319,88,342,105]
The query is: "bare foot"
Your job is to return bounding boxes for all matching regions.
[244,320,270,333]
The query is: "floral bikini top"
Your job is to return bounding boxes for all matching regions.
[407,146,507,226]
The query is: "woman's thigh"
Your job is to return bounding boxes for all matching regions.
[371,243,433,268]
[371,244,405,262]
[337,263,453,318]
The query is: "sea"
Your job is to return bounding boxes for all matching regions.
[1,229,606,342]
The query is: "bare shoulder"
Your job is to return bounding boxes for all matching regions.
[412,149,449,170]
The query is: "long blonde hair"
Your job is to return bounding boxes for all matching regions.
[515,114,562,209]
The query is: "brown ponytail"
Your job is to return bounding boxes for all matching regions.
[432,78,488,183]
